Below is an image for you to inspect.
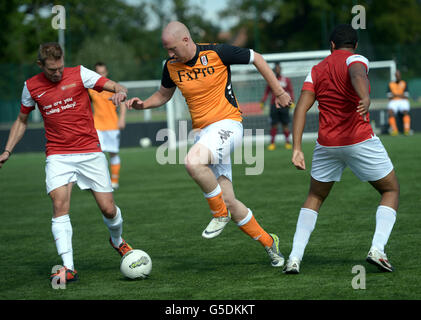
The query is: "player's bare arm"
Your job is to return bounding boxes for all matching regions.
[126,85,176,110]
[0,112,30,168]
[349,63,370,118]
[253,52,292,108]
[103,80,128,106]
[117,101,127,130]
[292,90,316,170]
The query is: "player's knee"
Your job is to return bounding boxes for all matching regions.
[385,179,400,197]
[52,199,70,215]
[100,203,117,219]
[184,154,204,177]
[184,155,195,175]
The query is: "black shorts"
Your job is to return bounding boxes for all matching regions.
[270,104,290,126]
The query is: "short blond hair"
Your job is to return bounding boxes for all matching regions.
[38,42,63,65]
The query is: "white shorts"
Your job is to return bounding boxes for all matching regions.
[311,136,394,182]
[387,99,410,114]
[97,130,120,153]
[45,152,113,194]
[194,119,243,182]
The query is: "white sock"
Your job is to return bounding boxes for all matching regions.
[236,208,253,227]
[203,184,222,199]
[52,214,74,270]
[371,205,396,253]
[110,154,120,165]
[103,206,123,247]
[289,208,318,261]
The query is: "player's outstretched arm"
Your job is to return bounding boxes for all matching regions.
[0,112,30,168]
[126,85,176,110]
[118,101,127,130]
[292,90,316,170]
[103,80,129,106]
[349,63,370,119]
[253,52,292,108]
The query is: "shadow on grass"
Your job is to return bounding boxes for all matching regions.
[300,254,389,274]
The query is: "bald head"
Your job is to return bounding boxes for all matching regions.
[162,21,196,63]
[162,21,191,42]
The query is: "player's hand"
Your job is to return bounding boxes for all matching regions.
[356,97,370,121]
[292,149,305,170]
[126,97,145,110]
[0,151,10,168]
[275,92,292,109]
[109,91,127,106]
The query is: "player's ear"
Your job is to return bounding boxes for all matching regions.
[330,41,336,51]
[355,42,358,50]
[37,60,43,69]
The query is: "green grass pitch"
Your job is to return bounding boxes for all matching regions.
[0,134,420,300]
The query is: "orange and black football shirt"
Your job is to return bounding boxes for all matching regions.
[161,43,254,129]
[387,80,409,100]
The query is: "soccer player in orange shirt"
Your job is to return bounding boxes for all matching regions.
[387,70,411,136]
[126,21,292,268]
[89,62,127,189]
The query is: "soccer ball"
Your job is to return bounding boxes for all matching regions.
[120,249,152,280]
[139,137,152,148]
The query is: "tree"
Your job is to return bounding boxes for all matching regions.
[220,0,421,76]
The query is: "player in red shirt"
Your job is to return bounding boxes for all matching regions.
[283,25,400,274]
[260,63,295,150]
[0,43,134,283]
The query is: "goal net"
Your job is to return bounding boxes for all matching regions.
[121,50,396,149]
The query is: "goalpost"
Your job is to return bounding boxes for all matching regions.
[121,51,396,150]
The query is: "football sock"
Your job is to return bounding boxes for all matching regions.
[203,184,228,218]
[388,116,398,133]
[283,129,290,144]
[52,214,74,270]
[110,155,121,184]
[270,127,277,144]
[371,205,396,253]
[403,114,411,133]
[289,208,318,260]
[103,206,123,247]
[237,209,273,247]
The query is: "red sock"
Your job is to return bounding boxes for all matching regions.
[283,129,290,143]
[270,127,277,144]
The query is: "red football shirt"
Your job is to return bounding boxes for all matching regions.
[20,65,109,156]
[302,50,373,147]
